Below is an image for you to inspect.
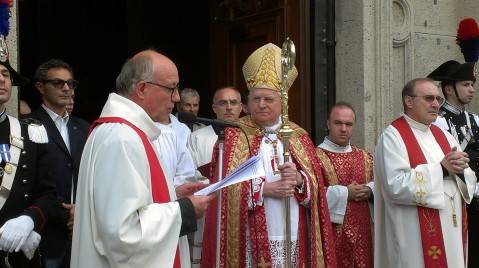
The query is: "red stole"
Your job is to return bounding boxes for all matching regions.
[91,117,181,268]
[392,116,454,267]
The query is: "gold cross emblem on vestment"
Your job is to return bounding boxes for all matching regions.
[428,246,442,260]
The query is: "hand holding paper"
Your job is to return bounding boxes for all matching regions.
[194,154,265,196]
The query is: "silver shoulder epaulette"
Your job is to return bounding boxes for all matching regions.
[20,118,49,144]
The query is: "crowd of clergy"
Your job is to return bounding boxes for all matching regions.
[0,15,478,268]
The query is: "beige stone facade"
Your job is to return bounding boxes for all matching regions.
[336,0,479,151]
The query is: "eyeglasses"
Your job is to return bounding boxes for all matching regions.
[214,99,241,107]
[408,94,445,105]
[43,79,79,89]
[145,81,179,98]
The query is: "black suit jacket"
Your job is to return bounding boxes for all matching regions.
[30,107,89,259]
[0,117,58,267]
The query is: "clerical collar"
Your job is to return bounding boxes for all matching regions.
[318,136,352,153]
[403,113,429,132]
[442,101,464,115]
[0,108,6,123]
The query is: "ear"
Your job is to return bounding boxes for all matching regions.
[242,104,249,114]
[444,84,455,97]
[35,82,44,94]
[211,103,217,114]
[404,95,414,109]
[134,81,147,100]
[326,119,330,130]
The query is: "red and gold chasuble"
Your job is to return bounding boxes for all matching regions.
[91,117,181,268]
[392,116,467,268]
[316,146,373,268]
[201,116,336,268]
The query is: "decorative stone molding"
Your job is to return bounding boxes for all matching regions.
[392,0,412,47]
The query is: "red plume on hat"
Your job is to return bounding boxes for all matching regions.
[456,17,479,63]
[0,0,12,38]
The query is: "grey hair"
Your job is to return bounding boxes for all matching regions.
[116,54,154,97]
[180,88,200,101]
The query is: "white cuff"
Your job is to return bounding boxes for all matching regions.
[326,185,348,224]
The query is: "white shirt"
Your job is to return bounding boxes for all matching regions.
[42,104,70,152]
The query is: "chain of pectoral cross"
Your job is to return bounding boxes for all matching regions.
[264,134,280,175]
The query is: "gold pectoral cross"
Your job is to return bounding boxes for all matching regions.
[452,213,458,227]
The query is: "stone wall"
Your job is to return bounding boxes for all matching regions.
[336,0,479,152]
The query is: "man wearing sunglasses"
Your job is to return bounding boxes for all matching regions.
[428,60,479,267]
[375,78,476,268]
[30,59,89,268]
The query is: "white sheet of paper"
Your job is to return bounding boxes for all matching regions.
[194,154,265,196]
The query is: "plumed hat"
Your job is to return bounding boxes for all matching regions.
[242,43,298,92]
[0,0,28,86]
[457,17,479,63]
[427,60,476,83]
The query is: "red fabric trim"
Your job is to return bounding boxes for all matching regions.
[91,117,181,268]
[247,201,272,266]
[252,177,265,204]
[293,161,308,203]
[391,117,448,268]
[297,134,337,267]
[322,147,373,268]
[28,205,46,230]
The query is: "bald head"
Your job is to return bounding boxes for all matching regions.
[116,49,180,123]
[116,50,178,97]
[212,86,243,121]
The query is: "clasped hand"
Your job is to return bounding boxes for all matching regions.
[347,181,372,202]
[0,215,40,259]
[441,147,469,174]
[263,162,302,198]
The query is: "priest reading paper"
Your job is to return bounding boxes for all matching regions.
[71,50,214,268]
[374,78,477,268]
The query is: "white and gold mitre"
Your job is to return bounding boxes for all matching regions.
[242,43,298,92]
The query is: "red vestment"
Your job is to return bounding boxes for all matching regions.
[201,116,336,268]
[317,146,373,268]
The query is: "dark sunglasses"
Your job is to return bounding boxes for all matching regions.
[43,79,79,89]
